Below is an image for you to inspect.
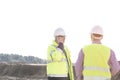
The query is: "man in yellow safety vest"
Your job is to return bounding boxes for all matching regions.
[47,27,74,80]
[75,25,120,80]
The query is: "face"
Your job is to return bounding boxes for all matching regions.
[55,35,65,43]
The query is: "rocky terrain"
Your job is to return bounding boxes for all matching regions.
[0,63,47,80]
[0,61,119,80]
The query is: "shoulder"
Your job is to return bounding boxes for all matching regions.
[101,44,110,48]
[83,44,91,48]
[82,44,92,49]
[47,44,57,51]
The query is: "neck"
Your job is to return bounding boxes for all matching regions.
[92,40,101,44]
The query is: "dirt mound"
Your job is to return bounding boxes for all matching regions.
[0,63,47,79]
[0,61,119,80]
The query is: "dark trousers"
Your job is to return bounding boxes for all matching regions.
[48,77,69,80]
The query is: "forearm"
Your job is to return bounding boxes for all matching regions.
[75,62,83,80]
[109,50,120,76]
[75,49,84,80]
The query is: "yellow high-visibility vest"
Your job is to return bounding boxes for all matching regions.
[47,40,74,80]
[83,44,111,79]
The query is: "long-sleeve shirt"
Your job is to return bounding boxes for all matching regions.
[75,49,120,80]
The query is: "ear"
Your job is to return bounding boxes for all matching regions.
[100,35,103,40]
[91,34,95,41]
[55,37,58,43]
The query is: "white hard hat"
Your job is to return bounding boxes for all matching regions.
[54,28,65,37]
[90,25,103,35]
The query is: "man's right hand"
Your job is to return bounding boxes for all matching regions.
[58,42,64,50]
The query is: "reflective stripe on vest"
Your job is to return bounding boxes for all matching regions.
[83,66,111,77]
[84,76,110,80]
[48,74,68,77]
[84,66,110,72]
[47,58,67,63]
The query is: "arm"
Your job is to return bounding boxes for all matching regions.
[75,49,84,80]
[108,49,120,76]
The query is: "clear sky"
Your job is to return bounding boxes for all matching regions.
[0,0,120,63]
